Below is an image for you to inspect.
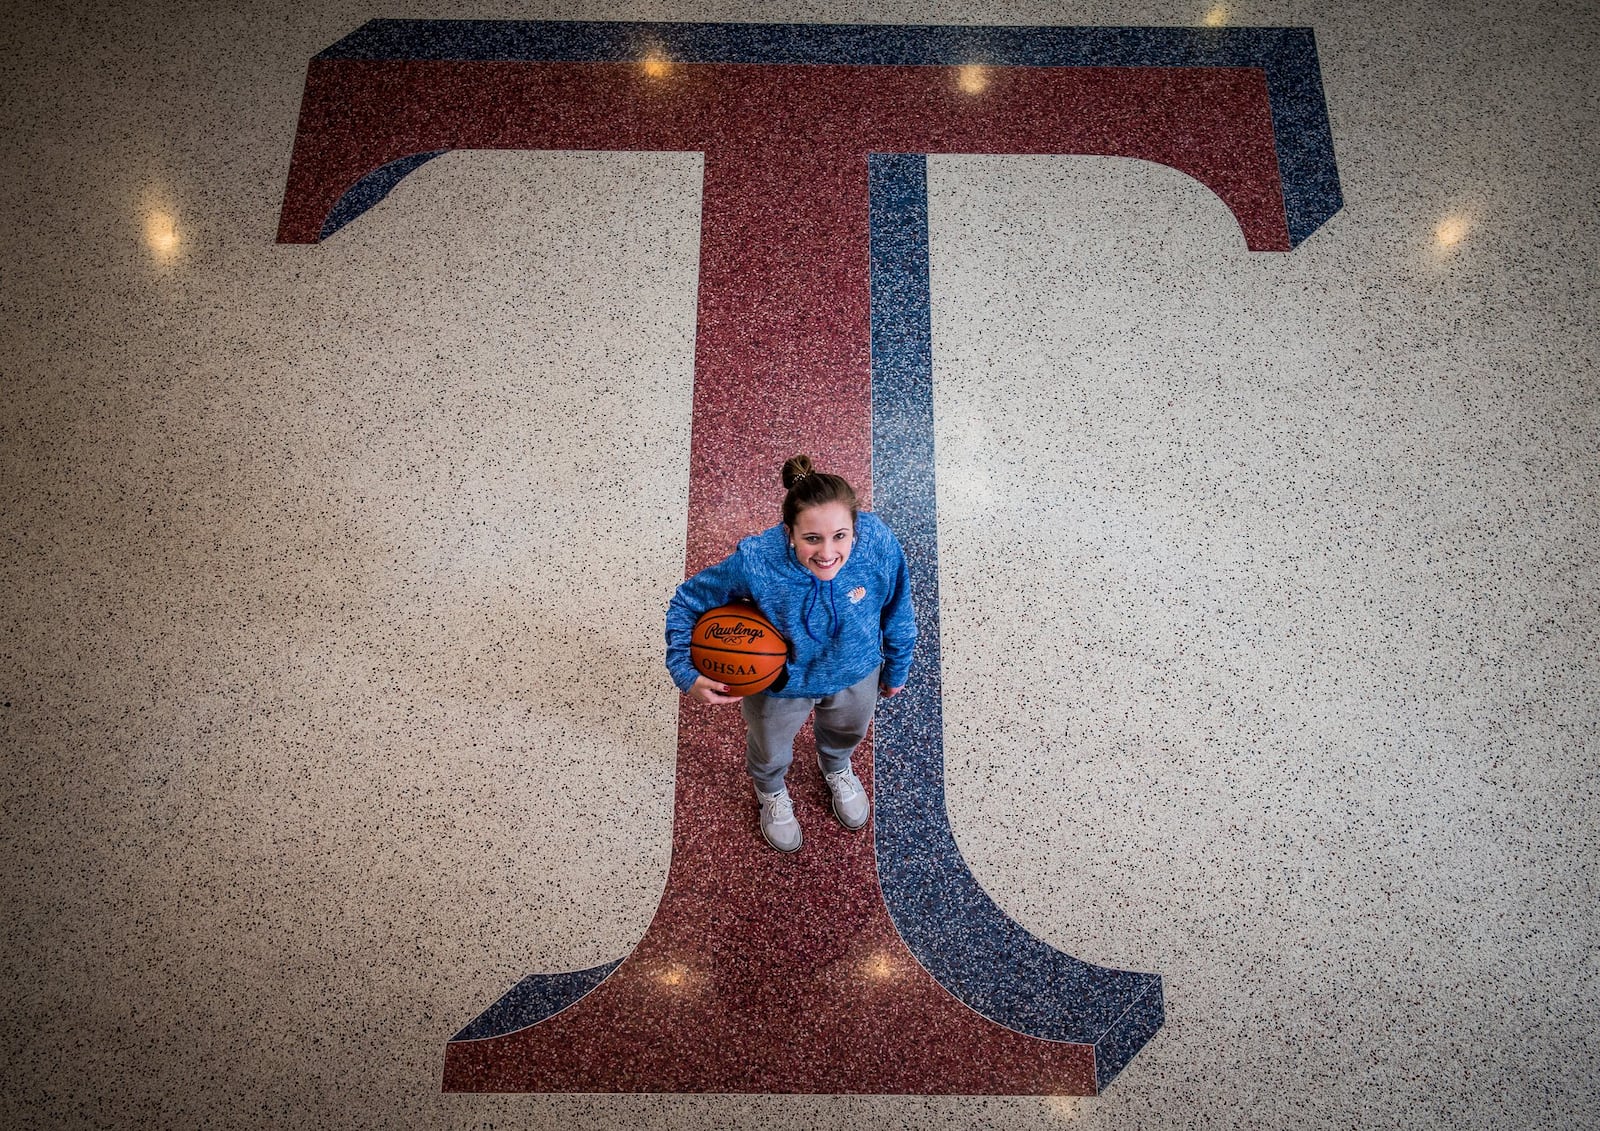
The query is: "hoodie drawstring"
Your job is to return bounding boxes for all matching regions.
[799,573,842,643]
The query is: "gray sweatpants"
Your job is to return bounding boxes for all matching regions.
[740,668,881,795]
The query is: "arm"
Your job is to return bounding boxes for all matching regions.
[665,551,752,699]
[879,535,918,693]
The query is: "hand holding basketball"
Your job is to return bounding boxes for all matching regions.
[689,675,739,704]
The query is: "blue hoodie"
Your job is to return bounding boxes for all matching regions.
[665,511,917,699]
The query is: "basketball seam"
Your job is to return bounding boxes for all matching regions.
[691,642,788,658]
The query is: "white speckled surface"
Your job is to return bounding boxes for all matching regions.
[929,144,1599,1124]
[3,0,1597,1128]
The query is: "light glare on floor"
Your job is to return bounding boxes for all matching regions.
[642,53,671,78]
[1203,5,1230,26]
[1045,1095,1082,1118]
[1435,215,1469,248]
[145,211,179,256]
[958,65,988,94]
[864,951,896,980]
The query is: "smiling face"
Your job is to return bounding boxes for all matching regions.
[788,501,856,581]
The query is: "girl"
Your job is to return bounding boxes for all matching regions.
[665,455,917,852]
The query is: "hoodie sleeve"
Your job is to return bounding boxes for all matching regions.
[878,529,918,689]
[664,550,753,693]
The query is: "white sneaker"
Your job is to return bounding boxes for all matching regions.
[823,768,870,831]
[755,786,802,853]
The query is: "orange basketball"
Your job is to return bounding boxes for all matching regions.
[690,603,788,696]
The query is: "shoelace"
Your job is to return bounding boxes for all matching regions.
[824,770,860,799]
[763,791,795,822]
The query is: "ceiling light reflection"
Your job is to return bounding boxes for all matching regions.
[957,65,988,94]
[862,950,901,982]
[1435,215,1470,249]
[1045,1095,1082,1118]
[656,962,696,993]
[641,51,672,78]
[1203,5,1229,26]
[145,211,180,258]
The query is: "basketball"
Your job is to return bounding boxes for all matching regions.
[690,603,788,696]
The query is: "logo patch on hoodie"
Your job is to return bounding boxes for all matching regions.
[848,586,867,604]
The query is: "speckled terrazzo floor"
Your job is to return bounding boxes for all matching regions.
[3,1,1597,1129]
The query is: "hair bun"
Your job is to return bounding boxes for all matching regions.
[781,454,815,489]
[779,454,859,530]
